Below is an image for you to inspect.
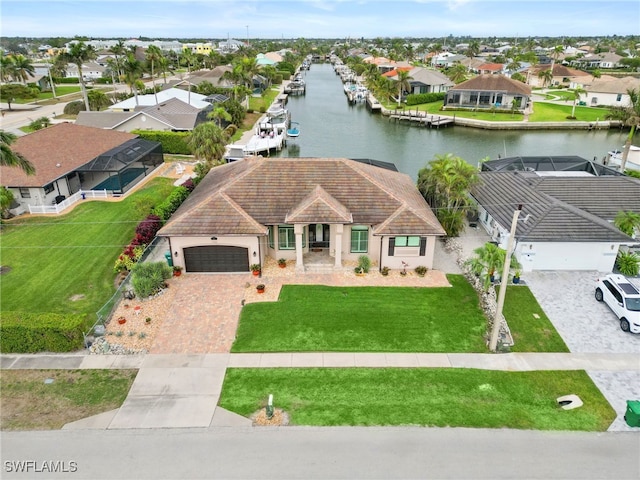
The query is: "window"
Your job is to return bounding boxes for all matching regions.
[19,188,31,199]
[394,236,421,247]
[616,94,622,102]
[350,226,369,253]
[43,183,54,194]
[278,225,295,250]
[268,226,274,249]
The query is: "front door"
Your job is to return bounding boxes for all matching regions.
[309,224,330,249]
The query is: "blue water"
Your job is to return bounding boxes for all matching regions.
[278,63,628,180]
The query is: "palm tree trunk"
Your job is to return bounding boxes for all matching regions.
[78,65,90,112]
[152,62,158,105]
[620,126,635,172]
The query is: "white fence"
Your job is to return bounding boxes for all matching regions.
[28,190,108,215]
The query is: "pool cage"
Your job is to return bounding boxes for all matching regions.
[77,139,164,194]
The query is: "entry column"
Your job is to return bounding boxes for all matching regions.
[334,224,343,268]
[295,224,304,272]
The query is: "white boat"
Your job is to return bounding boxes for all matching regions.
[607,145,640,172]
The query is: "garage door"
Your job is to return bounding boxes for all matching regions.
[184,246,250,272]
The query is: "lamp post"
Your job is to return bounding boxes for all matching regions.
[489,204,522,352]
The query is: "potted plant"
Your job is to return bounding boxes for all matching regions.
[256,284,265,294]
[414,266,428,277]
[400,261,409,276]
[278,258,287,268]
[250,264,261,276]
[145,317,152,325]
[173,265,183,277]
[381,266,390,276]
[117,316,126,325]
[512,270,521,284]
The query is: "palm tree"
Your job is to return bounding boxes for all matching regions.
[7,54,35,83]
[145,45,163,105]
[60,41,96,111]
[417,153,479,237]
[0,186,15,218]
[187,122,228,165]
[156,55,173,84]
[537,68,553,88]
[121,53,144,105]
[394,69,413,107]
[614,210,640,237]
[467,242,517,291]
[0,56,12,82]
[570,87,587,118]
[208,107,232,128]
[109,40,126,79]
[447,64,468,84]
[180,48,197,105]
[551,45,564,64]
[465,41,480,58]
[0,131,35,175]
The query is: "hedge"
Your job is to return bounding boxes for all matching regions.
[405,92,447,106]
[152,186,190,221]
[0,312,85,353]
[53,77,80,84]
[132,130,192,155]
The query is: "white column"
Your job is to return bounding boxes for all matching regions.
[295,224,304,272]
[334,224,343,268]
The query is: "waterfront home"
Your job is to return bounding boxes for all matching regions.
[157,157,445,273]
[76,97,211,132]
[0,124,163,214]
[108,87,211,111]
[584,76,640,108]
[471,158,639,272]
[443,75,531,112]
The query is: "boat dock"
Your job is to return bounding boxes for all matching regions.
[388,110,454,128]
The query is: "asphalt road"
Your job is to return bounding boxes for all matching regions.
[2,427,639,479]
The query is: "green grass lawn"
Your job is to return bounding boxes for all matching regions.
[0,178,174,324]
[249,87,280,113]
[219,368,615,431]
[1,369,137,430]
[529,102,606,122]
[503,286,569,352]
[445,109,526,122]
[233,275,487,353]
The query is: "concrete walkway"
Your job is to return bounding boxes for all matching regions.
[2,352,639,431]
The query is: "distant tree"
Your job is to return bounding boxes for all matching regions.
[187,122,227,165]
[395,69,413,107]
[87,89,112,111]
[537,68,553,87]
[465,41,480,58]
[570,87,587,118]
[607,88,640,171]
[5,54,35,83]
[121,52,144,105]
[109,39,126,79]
[446,64,468,83]
[145,45,163,105]
[59,42,96,111]
[511,72,527,83]
[0,131,35,175]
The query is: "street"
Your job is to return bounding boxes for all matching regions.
[2,427,639,479]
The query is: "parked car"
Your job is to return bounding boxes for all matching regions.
[595,274,640,333]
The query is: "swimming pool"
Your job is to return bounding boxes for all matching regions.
[92,167,146,191]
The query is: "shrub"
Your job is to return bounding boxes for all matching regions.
[415,266,428,277]
[180,178,195,192]
[28,116,51,131]
[131,130,192,155]
[616,251,640,277]
[381,266,390,276]
[131,261,172,298]
[53,77,80,84]
[405,92,446,106]
[0,312,85,353]
[63,100,85,115]
[135,214,163,244]
[152,186,190,221]
[357,255,371,273]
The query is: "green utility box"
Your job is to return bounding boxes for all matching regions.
[164,251,173,268]
[624,400,640,427]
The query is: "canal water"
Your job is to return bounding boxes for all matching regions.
[278,63,628,180]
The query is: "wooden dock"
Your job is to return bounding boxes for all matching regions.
[388,111,454,128]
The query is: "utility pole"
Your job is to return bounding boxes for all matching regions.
[490,204,522,352]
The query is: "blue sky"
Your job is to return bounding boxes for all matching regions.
[2,1,639,39]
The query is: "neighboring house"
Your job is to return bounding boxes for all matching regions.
[183,43,214,55]
[65,61,106,81]
[108,87,211,111]
[443,75,531,111]
[477,63,505,75]
[584,76,640,107]
[76,97,211,132]
[461,57,488,73]
[526,63,592,88]
[157,157,445,273]
[471,157,640,272]
[571,52,623,69]
[432,53,466,68]
[218,39,244,53]
[385,67,453,95]
[173,66,235,90]
[0,123,163,212]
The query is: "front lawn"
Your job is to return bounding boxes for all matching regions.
[529,102,606,122]
[0,178,174,323]
[503,286,569,352]
[232,275,487,353]
[0,369,137,430]
[219,368,615,431]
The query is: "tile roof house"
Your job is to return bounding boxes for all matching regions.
[526,64,592,88]
[584,76,640,108]
[1,123,163,213]
[76,97,210,132]
[470,166,639,272]
[108,87,211,111]
[157,157,445,273]
[385,67,454,95]
[444,75,531,112]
